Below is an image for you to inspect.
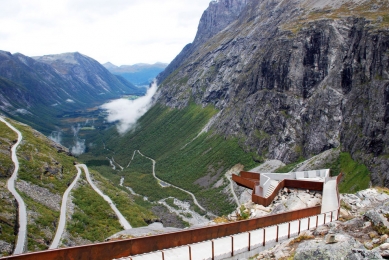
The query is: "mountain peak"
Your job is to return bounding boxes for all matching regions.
[102,62,118,70]
[193,0,248,45]
[33,52,90,66]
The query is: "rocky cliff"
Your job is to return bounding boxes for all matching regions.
[155,0,389,186]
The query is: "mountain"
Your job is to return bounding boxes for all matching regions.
[103,62,168,86]
[0,51,143,134]
[153,0,389,187]
[0,117,154,255]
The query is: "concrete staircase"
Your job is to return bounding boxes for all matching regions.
[265,180,278,197]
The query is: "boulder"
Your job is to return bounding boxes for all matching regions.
[294,234,382,259]
[364,210,385,227]
[271,203,286,214]
[380,243,389,250]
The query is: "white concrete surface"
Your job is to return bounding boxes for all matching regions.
[0,117,27,255]
[49,166,82,249]
[321,179,339,213]
[119,210,339,260]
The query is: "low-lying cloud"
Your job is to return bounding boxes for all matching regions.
[101,82,158,134]
[70,124,86,156]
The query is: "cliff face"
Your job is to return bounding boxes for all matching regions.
[155,0,389,186]
[157,0,248,83]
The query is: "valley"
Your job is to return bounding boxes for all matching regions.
[2,0,389,259]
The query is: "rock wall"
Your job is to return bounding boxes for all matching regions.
[156,0,389,186]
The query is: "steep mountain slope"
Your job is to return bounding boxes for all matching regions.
[0,117,153,255]
[104,62,167,86]
[154,0,389,187]
[80,0,389,216]
[0,51,142,134]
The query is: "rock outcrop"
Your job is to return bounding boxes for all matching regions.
[155,0,389,186]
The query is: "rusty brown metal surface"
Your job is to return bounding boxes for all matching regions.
[240,171,260,180]
[232,174,256,189]
[284,179,324,191]
[2,172,337,260]
[251,178,324,207]
[2,205,322,260]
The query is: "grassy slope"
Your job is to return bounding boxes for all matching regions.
[275,150,370,194]
[0,120,17,256]
[0,118,152,252]
[81,104,257,215]
[14,120,78,251]
[336,153,370,193]
[67,176,122,242]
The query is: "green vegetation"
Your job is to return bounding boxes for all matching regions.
[68,177,122,242]
[88,169,155,227]
[21,194,59,251]
[15,122,76,195]
[238,205,250,220]
[0,120,17,256]
[274,158,305,173]
[165,198,180,210]
[0,118,154,252]
[81,103,258,215]
[336,153,370,193]
[283,0,389,33]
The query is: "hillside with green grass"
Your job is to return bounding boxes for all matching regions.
[0,118,154,254]
[80,104,259,215]
[0,120,18,256]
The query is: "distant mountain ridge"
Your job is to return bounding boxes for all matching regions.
[103,62,167,86]
[0,51,143,134]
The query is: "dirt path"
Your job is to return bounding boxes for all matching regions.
[0,117,27,255]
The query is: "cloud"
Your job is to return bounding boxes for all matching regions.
[101,81,158,134]
[0,0,212,65]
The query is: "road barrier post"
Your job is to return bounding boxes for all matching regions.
[263,229,266,246]
[188,245,192,260]
[248,232,251,251]
[288,222,291,238]
[276,225,279,242]
[324,213,326,224]
[308,217,310,230]
[231,236,234,256]
[298,220,301,235]
[212,240,215,260]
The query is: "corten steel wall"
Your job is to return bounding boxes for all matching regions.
[240,171,260,180]
[252,179,324,206]
[284,179,324,191]
[232,174,256,189]
[2,206,322,260]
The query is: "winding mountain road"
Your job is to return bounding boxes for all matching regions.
[49,166,82,249]
[77,164,132,229]
[136,151,207,212]
[0,117,27,255]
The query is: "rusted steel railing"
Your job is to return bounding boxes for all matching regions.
[240,171,260,180]
[2,205,322,260]
[232,174,257,189]
[2,172,340,260]
[248,177,324,207]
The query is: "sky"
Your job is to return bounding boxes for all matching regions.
[0,0,212,66]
